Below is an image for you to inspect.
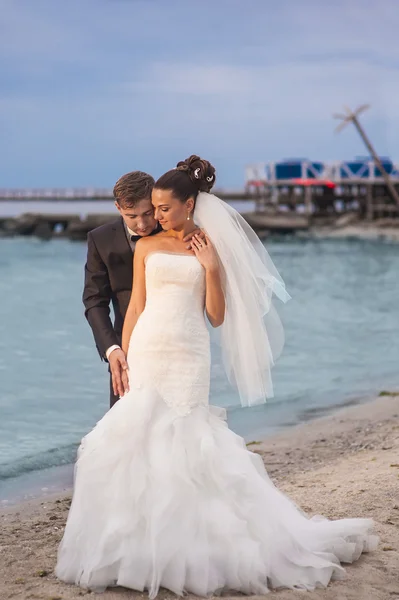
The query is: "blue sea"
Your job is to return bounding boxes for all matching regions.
[1,201,399,505]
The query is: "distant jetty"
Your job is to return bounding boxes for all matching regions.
[0,188,250,203]
[0,213,115,240]
[2,155,399,240]
[1,210,399,242]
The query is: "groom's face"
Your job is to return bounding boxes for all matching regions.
[115,198,157,236]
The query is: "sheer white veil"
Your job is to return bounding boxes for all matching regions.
[194,192,291,408]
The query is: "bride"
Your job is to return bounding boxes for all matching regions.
[56,155,377,597]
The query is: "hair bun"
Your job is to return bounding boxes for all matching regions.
[176,155,216,192]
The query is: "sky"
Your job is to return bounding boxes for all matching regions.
[1,0,398,188]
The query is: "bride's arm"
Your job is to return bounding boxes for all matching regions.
[191,234,225,327]
[204,268,225,328]
[121,241,147,354]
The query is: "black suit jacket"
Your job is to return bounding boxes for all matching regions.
[83,217,133,361]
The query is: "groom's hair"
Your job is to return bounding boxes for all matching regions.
[113,171,155,208]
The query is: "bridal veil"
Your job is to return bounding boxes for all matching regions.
[194,192,291,408]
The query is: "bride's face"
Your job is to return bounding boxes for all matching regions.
[152,189,194,231]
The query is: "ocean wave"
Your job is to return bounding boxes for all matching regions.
[0,443,79,480]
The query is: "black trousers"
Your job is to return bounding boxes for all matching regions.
[109,373,120,409]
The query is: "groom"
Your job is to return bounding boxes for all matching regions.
[83,170,202,408]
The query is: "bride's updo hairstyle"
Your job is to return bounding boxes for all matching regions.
[154,155,216,203]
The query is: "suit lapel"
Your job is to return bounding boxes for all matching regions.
[110,217,134,290]
[112,217,133,259]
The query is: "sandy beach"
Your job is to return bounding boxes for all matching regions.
[1,393,398,600]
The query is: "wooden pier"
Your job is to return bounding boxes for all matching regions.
[246,180,399,222]
[1,178,398,240]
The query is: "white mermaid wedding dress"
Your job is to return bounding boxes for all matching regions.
[56,251,377,597]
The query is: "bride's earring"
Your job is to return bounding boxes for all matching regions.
[187,212,191,221]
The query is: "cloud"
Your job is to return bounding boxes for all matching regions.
[131,64,255,96]
[126,58,399,139]
[0,0,398,186]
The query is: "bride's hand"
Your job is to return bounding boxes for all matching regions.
[183,227,205,249]
[191,234,219,271]
[109,348,130,397]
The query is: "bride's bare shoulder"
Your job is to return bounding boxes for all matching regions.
[135,232,167,257]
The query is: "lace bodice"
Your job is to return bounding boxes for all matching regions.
[127,252,210,415]
[144,251,206,313]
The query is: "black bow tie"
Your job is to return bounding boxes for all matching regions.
[130,223,162,243]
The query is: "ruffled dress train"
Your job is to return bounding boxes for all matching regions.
[56,252,377,597]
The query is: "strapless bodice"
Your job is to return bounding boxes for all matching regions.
[144,251,206,313]
[128,252,210,415]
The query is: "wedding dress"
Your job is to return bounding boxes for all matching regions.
[56,251,377,597]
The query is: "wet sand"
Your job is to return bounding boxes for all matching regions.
[1,393,398,600]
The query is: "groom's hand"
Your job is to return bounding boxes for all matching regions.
[109,348,129,397]
[183,228,206,249]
